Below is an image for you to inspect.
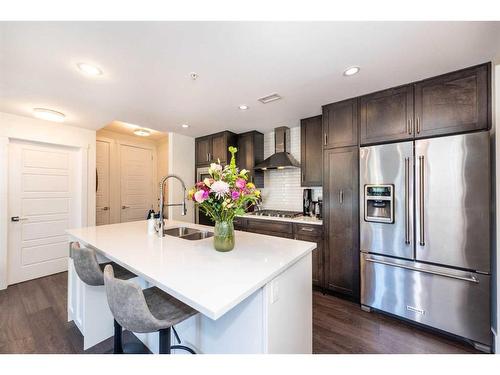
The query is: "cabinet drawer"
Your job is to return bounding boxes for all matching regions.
[233,217,247,230]
[246,228,293,239]
[293,223,323,237]
[246,219,293,234]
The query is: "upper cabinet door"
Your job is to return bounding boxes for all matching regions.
[414,63,490,138]
[323,98,358,149]
[360,85,414,145]
[195,137,211,166]
[301,115,323,186]
[211,133,226,163]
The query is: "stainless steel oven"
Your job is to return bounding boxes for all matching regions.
[195,167,213,226]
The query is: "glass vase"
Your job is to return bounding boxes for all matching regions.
[213,220,235,252]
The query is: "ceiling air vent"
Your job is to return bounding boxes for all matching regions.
[258,93,282,104]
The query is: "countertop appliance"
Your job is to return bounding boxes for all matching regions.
[249,209,302,218]
[303,189,312,216]
[360,132,491,352]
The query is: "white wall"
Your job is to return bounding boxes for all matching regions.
[0,112,96,289]
[260,126,322,212]
[167,132,195,223]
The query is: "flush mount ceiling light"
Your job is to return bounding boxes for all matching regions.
[181,124,189,128]
[32,108,66,122]
[343,66,360,76]
[133,128,151,137]
[238,105,249,110]
[77,62,103,76]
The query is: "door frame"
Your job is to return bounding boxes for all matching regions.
[0,136,91,289]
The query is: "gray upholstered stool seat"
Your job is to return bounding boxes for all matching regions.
[71,242,136,286]
[104,264,197,354]
[143,287,198,326]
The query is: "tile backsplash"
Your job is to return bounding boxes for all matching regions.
[260,126,322,211]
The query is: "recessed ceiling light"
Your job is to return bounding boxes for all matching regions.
[239,105,249,110]
[134,128,151,137]
[181,124,189,128]
[343,66,360,76]
[77,63,103,76]
[32,108,66,122]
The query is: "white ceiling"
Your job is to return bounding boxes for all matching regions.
[1,21,499,137]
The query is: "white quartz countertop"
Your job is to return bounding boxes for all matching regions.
[238,213,323,226]
[67,220,315,320]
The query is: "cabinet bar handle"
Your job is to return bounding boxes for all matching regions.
[324,133,328,146]
[407,118,412,135]
[301,227,314,232]
[416,116,421,134]
[339,189,344,204]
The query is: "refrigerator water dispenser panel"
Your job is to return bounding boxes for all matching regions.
[364,184,394,223]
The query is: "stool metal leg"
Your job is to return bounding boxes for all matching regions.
[159,328,171,354]
[114,319,123,354]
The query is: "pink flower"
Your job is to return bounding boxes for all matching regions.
[235,178,246,189]
[194,190,209,203]
[231,190,240,200]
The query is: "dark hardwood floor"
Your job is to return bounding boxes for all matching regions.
[0,272,480,354]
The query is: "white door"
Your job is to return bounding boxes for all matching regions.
[96,140,111,225]
[8,140,78,284]
[120,144,154,222]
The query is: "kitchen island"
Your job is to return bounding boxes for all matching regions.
[66,220,315,354]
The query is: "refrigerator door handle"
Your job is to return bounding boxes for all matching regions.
[404,157,410,244]
[418,155,425,246]
[364,257,479,283]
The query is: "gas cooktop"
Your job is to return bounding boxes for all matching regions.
[249,209,303,218]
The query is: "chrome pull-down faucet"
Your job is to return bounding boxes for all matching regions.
[157,174,187,237]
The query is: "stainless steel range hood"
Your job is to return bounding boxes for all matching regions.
[254,126,300,170]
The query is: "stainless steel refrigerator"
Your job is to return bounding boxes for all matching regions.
[359,131,491,351]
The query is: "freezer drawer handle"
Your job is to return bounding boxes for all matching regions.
[364,257,479,283]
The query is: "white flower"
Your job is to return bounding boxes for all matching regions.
[210,180,230,199]
[209,163,223,174]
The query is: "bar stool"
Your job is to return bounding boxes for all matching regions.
[103,264,197,354]
[70,242,136,286]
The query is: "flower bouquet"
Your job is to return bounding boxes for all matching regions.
[188,146,261,252]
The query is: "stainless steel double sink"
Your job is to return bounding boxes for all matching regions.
[163,226,214,241]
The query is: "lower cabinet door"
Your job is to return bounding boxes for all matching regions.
[296,234,324,288]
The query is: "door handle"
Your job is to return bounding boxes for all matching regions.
[121,205,130,209]
[418,155,425,246]
[364,257,479,283]
[11,216,28,222]
[404,157,410,244]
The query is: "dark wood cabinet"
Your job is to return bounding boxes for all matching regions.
[414,63,490,138]
[360,85,414,145]
[300,115,323,186]
[237,131,264,188]
[323,98,358,149]
[294,223,324,288]
[323,146,359,298]
[195,131,238,166]
[233,217,324,286]
[195,136,211,165]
